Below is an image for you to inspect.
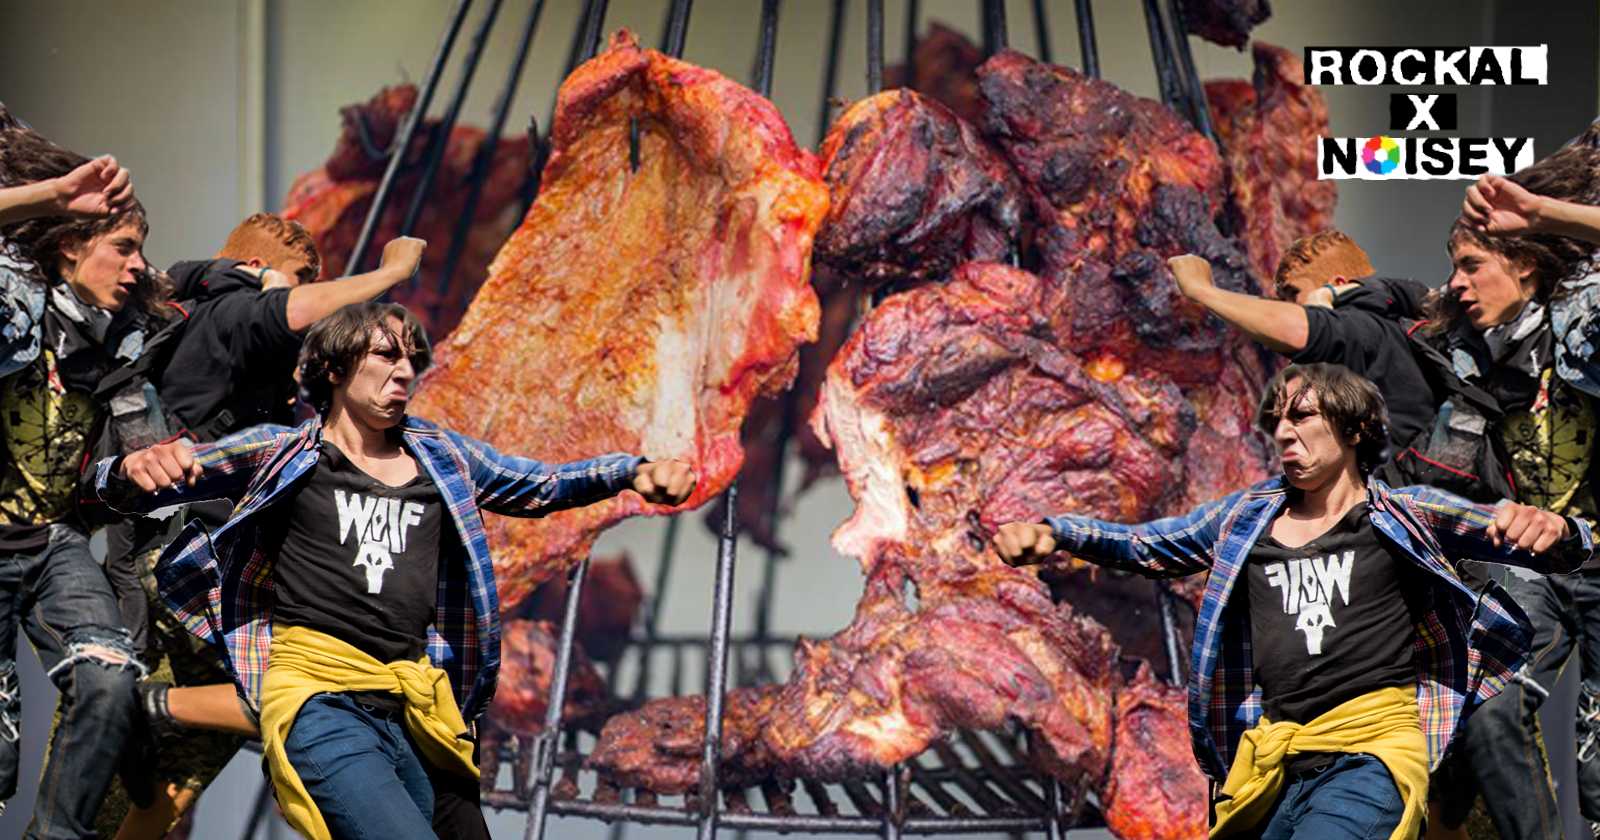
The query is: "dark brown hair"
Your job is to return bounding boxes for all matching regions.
[1257,363,1390,475]
[1426,141,1600,335]
[300,301,432,413]
[217,213,322,284]
[0,108,169,319]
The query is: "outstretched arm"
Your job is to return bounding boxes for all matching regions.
[1168,255,1310,355]
[0,156,136,226]
[1405,486,1593,575]
[282,237,426,333]
[448,429,696,517]
[1460,174,1600,246]
[993,490,1239,578]
[95,425,289,513]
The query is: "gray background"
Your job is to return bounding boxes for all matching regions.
[1,0,1598,837]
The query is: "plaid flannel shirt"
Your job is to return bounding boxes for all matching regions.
[95,413,644,721]
[1046,475,1593,784]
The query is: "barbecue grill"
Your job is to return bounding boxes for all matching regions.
[238,2,1220,837]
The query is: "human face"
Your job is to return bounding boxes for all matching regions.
[331,320,417,429]
[1447,239,1535,330]
[1271,381,1359,490]
[60,220,146,312]
[1273,267,1320,303]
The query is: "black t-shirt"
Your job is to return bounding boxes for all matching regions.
[268,443,444,710]
[1246,502,1428,765]
[1293,280,1434,455]
[159,260,301,434]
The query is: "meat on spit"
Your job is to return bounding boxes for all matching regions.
[406,31,829,610]
[281,84,530,341]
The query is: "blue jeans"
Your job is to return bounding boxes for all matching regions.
[1240,753,1406,839]
[0,525,140,839]
[1451,570,1600,839]
[281,692,435,840]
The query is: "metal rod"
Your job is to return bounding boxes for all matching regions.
[579,0,612,61]
[1165,0,1219,144]
[696,481,741,840]
[525,556,594,840]
[662,0,694,57]
[1031,0,1053,63]
[750,0,782,97]
[882,767,905,840]
[345,0,473,276]
[398,0,507,261]
[902,0,921,74]
[1044,775,1065,840]
[866,0,885,94]
[815,0,848,147]
[1156,582,1186,686]
[436,0,548,296]
[1140,0,1185,117]
[237,781,273,840]
[982,0,1008,55]
[1073,0,1099,78]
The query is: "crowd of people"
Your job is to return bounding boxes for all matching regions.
[0,100,1599,840]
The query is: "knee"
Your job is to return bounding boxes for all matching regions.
[48,629,143,718]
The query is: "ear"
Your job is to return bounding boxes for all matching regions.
[245,257,265,269]
[1331,274,1349,285]
[57,239,84,277]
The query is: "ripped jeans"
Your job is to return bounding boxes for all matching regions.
[0,524,141,839]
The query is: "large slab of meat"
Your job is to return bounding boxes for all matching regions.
[1206,43,1337,293]
[281,84,530,341]
[1177,0,1271,49]
[884,23,987,128]
[407,32,828,610]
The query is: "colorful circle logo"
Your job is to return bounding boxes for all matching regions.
[1362,136,1400,175]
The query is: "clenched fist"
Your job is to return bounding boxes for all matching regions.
[1166,254,1216,302]
[119,441,203,493]
[992,521,1059,567]
[1488,502,1573,554]
[54,156,136,218]
[379,237,427,282]
[632,460,697,506]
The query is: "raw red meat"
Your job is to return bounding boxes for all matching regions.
[484,618,616,737]
[281,84,530,341]
[407,31,828,610]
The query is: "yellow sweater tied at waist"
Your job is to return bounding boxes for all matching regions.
[261,623,479,840]
[1211,685,1428,840]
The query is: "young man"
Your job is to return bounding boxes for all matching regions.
[1168,237,1435,459]
[0,121,152,837]
[96,301,697,840]
[101,217,430,839]
[994,362,1592,840]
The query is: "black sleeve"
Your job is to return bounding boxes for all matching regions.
[1290,306,1387,372]
[208,288,301,377]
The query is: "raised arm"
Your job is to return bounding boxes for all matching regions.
[447,430,696,517]
[0,156,135,226]
[1167,255,1309,355]
[1404,485,1593,575]
[993,490,1239,578]
[1460,173,1600,246]
[95,425,290,513]
[282,237,426,333]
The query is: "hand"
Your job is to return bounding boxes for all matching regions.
[378,237,426,282]
[992,521,1059,567]
[1303,282,1360,309]
[1488,502,1572,554]
[1166,254,1215,302]
[1460,174,1544,237]
[53,156,135,218]
[632,460,697,506]
[119,441,202,493]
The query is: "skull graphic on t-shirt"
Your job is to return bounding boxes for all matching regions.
[336,489,427,594]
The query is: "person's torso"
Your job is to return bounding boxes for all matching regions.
[266,442,446,684]
[159,286,299,437]
[1245,502,1427,728]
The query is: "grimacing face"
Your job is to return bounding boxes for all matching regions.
[332,319,417,429]
[1271,381,1360,491]
[61,220,146,313]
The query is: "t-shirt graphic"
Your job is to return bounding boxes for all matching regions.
[335,489,426,594]
[1246,502,1426,727]
[1259,550,1354,655]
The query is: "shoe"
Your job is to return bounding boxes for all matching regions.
[119,681,181,809]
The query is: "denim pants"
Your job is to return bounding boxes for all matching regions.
[281,692,436,840]
[1451,570,1600,840]
[1243,753,1407,839]
[0,525,141,839]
